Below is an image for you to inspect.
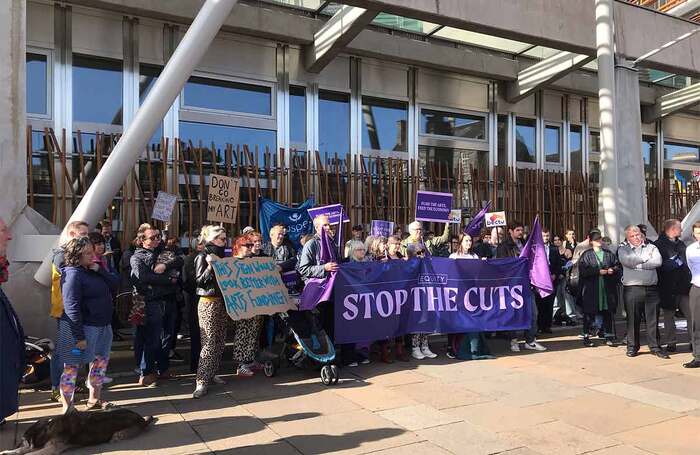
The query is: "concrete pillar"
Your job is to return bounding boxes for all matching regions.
[614,61,647,230]
[595,0,620,244]
[35,0,239,285]
[0,0,27,225]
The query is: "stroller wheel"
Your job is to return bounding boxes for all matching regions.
[330,365,340,384]
[263,361,276,378]
[320,365,333,386]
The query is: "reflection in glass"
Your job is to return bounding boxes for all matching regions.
[589,160,600,185]
[362,97,407,152]
[319,91,350,155]
[140,65,163,150]
[184,76,272,116]
[497,115,508,167]
[73,55,123,125]
[545,125,561,164]
[419,146,487,206]
[421,109,486,140]
[664,141,699,162]
[569,125,582,172]
[642,136,657,179]
[27,53,48,115]
[178,121,276,162]
[372,14,440,34]
[290,86,306,146]
[589,131,600,154]
[515,118,536,163]
[665,168,698,188]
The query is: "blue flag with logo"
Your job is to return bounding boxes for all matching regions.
[258,197,314,249]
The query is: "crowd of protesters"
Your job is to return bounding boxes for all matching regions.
[2,212,700,420]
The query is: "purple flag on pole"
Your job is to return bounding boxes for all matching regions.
[519,216,554,298]
[298,227,338,310]
[464,201,492,237]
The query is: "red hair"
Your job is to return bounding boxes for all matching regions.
[233,233,254,256]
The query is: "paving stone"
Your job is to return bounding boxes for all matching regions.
[389,380,493,410]
[216,440,301,455]
[366,441,453,454]
[416,421,521,455]
[635,375,700,402]
[377,404,462,431]
[590,382,700,413]
[512,363,611,387]
[614,415,700,455]
[501,420,620,455]
[191,414,288,453]
[330,380,419,412]
[443,401,555,432]
[528,390,681,435]
[347,364,432,387]
[415,361,515,383]
[460,371,583,407]
[587,445,656,455]
[268,409,421,455]
[241,389,360,420]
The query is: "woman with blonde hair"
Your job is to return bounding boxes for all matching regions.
[192,225,228,398]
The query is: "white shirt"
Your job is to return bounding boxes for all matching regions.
[449,252,480,260]
[686,241,700,287]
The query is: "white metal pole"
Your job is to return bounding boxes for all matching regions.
[595,0,619,244]
[35,0,239,285]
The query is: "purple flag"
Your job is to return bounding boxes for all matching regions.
[464,201,492,237]
[519,216,553,298]
[298,227,338,310]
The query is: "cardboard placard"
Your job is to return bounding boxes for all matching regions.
[307,203,350,225]
[449,209,462,224]
[211,257,297,320]
[371,220,394,237]
[152,191,177,222]
[485,211,507,228]
[415,191,453,223]
[207,175,240,224]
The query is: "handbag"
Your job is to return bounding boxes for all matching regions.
[128,291,146,326]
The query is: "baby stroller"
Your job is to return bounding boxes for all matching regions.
[22,336,54,387]
[271,308,339,386]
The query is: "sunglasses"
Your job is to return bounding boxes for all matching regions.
[243,243,254,248]
[145,234,161,241]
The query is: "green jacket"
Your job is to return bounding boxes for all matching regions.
[400,223,450,257]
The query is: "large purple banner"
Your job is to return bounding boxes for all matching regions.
[334,257,533,344]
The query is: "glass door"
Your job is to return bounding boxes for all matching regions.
[418,145,487,209]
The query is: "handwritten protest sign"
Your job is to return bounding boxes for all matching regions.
[485,211,507,228]
[449,209,462,224]
[211,257,297,320]
[371,220,394,237]
[415,191,453,223]
[207,175,240,224]
[152,191,177,222]
[307,203,350,225]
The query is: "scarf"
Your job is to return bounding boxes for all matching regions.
[0,256,8,284]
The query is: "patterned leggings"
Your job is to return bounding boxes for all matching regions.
[232,315,263,364]
[196,297,227,386]
[60,356,109,401]
[411,333,430,349]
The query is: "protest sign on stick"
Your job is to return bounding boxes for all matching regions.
[415,191,453,223]
[211,257,297,320]
[371,220,394,237]
[485,211,507,228]
[307,203,350,225]
[152,191,177,222]
[207,175,240,224]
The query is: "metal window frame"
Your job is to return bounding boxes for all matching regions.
[568,123,584,173]
[417,103,489,144]
[662,138,700,168]
[514,115,538,169]
[360,95,410,156]
[543,121,564,168]
[71,53,126,129]
[26,47,54,120]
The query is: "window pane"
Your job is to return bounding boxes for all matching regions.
[27,53,47,115]
[642,135,657,179]
[290,86,306,146]
[421,109,486,140]
[178,121,276,162]
[589,160,599,185]
[362,97,407,151]
[545,125,561,163]
[497,115,508,167]
[183,76,271,115]
[569,125,582,172]
[664,141,699,162]
[664,168,698,188]
[589,131,600,154]
[515,118,536,163]
[319,91,350,155]
[140,65,163,150]
[73,55,123,125]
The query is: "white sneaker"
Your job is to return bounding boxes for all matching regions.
[421,345,438,359]
[411,347,426,360]
[212,375,226,385]
[524,341,547,352]
[192,384,208,399]
[510,340,521,352]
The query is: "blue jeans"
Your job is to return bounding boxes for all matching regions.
[134,299,176,376]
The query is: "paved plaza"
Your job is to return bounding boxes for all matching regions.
[2,328,700,455]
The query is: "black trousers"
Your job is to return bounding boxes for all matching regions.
[536,294,556,331]
[184,291,202,373]
[582,311,613,337]
[624,285,660,351]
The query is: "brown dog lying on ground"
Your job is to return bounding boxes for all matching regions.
[1,408,156,454]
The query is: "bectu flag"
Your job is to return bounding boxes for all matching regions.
[519,216,554,298]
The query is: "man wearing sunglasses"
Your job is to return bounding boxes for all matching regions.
[130,223,183,387]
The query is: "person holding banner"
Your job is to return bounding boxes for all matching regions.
[577,231,621,348]
[496,221,546,353]
[192,226,228,398]
[400,221,450,259]
[263,225,297,272]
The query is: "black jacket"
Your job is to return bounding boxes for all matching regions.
[130,246,183,302]
[496,238,522,259]
[545,244,564,285]
[263,242,297,272]
[578,248,621,315]
[654,234,692,307]
[1,287,25,420]
[105,235,122,271]
[473,240,494,259]
[195,244,225,297]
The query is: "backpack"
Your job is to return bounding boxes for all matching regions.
[565,262,580,297]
